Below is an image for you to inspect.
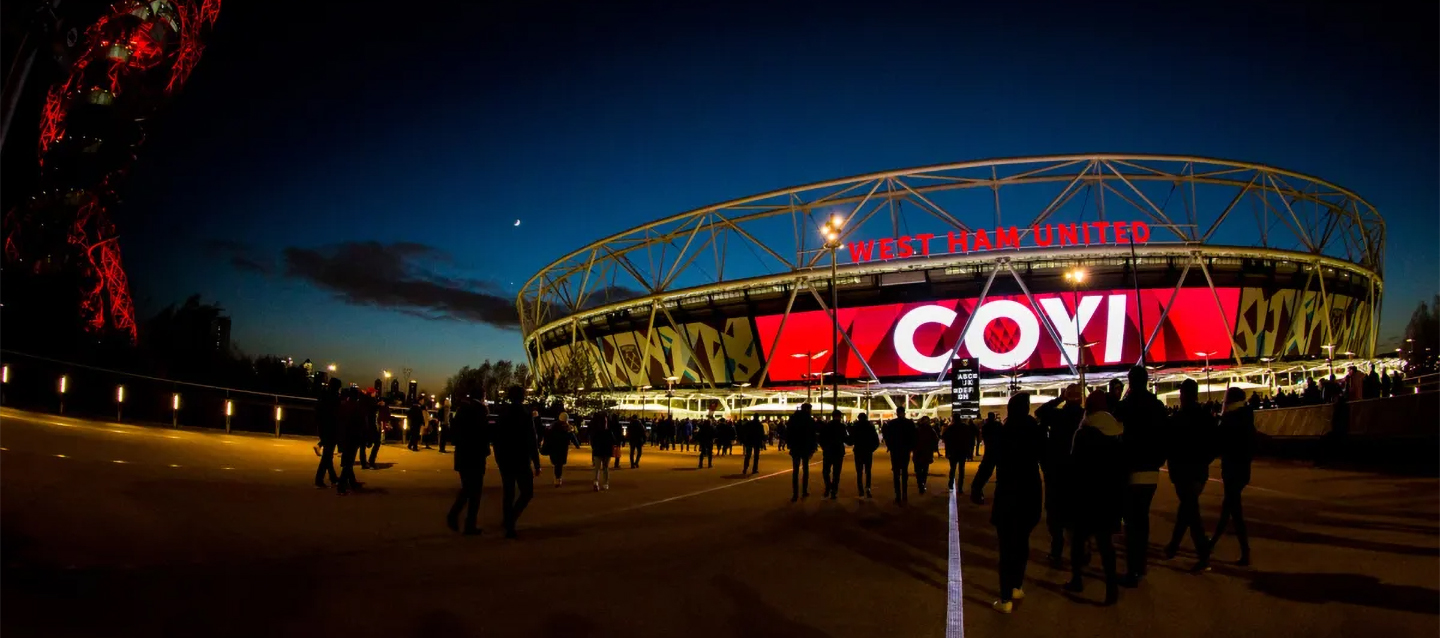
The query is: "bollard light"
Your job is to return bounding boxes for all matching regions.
[225,400,233,417]
[275,406,283,421]
[172,392,181,428]
[172,393,181,410]
[59,375,68,394]
[117,385,125,403]
[2,364,8,384]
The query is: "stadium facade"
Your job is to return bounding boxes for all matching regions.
[518,155,1385,417]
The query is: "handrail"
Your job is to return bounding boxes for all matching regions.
[0,349,318,402]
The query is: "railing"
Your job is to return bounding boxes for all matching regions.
[0,350,318,437]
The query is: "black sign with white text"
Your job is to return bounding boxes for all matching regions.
[950,357,980,420]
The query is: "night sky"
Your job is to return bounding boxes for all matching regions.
[113,0,1437,385]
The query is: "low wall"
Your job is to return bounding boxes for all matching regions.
[1254,404,1333,437]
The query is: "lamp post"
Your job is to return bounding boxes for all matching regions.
[789,350,829,402]
[1063,268,1089,387]
[860,378,878,416]
[1195,351,1218,401]
[820,214,844,421]
[664,376,679,420]
[1064,341,1099,390]
[1320,344,1336,379]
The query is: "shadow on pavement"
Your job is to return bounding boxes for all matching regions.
[1248,571,1440,615]
[1245,520,1440,557]
[713,573,832,638]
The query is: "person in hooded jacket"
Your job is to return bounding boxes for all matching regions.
[1064,389,1125,606]
[542,413,581,486]
[989,393,1046,614]
[1209,386,1255,566]
[1116,366,1168,588]
[1037,384,1083,566]
[913,415,939,495]
[942,416,977,494]
[1164,378,1215,572]
[818,411,850,499]
[786,404,819,501]
[446,397,491,535]
[882,406,918,504]
[849,413,880,498]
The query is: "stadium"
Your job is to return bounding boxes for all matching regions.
[518,154,1386,418]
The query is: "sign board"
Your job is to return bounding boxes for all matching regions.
[950,357,981,420]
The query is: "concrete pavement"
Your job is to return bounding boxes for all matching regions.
[2,407,1436,638]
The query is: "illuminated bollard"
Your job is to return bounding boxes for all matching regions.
[274,404,283,438]
[58,375,68,415]
[1,364,9,405]
[116,385,125,421]
[225,399,234,433]
[172,393,181,428]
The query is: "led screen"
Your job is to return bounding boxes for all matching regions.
[754,287,1240,381]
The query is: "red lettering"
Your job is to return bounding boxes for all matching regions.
[1032,224,1054,247]
[1092,221,1111,244]
[878,238,896,260]
[972,229,992,251]
[915,233,935,255]
[1132,221,1151,243]
[897,235,914,258]
[1115,222,1130,244]
[995,226,1021,249]
[1057,224,1078,246]
[947,231,969,254]
[847,240,875,263]
[1082,222,1091,245]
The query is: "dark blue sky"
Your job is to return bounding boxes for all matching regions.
[118,0,1437,385]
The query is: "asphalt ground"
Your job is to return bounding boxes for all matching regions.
[2,407,1436,638]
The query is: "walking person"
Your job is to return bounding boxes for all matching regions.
[335,387,367,495]
[366,398,388,468]
[437,398,452,454]
[850,413,879,498]
[741,415,764,475]
[970,413,1002,504]
[1117,366,1168,588]
[446,397,491,535]
[542,412,581,486]
[696,418,716,468]
[786,404,818,501]
[1164,379,1215,571]
[1037,384,1083,566]
[494,387,543,539]
[1209,387,1256,566]
[1064,390,1125,606]
[775,421,787,452]
[818,411,850,499]
[313,379,341,488]
[990,394,1046,614]
[406,400,424,451]
[913,415,939,495]
[882,406,918,505]
[628,418,647,468]
[609,414,625,469]
[942,416,976,493]
[590,412,616,491]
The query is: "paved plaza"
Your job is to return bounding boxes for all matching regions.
[2,407,1436,638]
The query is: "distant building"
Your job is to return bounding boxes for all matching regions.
[210,316,232,353]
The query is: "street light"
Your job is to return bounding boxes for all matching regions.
[664,376,679,419]
[789,350,829,402]
[327,363,338,373]
[1320,344,1337,378]
[1062,268,1089,384]
[1195,351,1218,400]
[820,214,844,419]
